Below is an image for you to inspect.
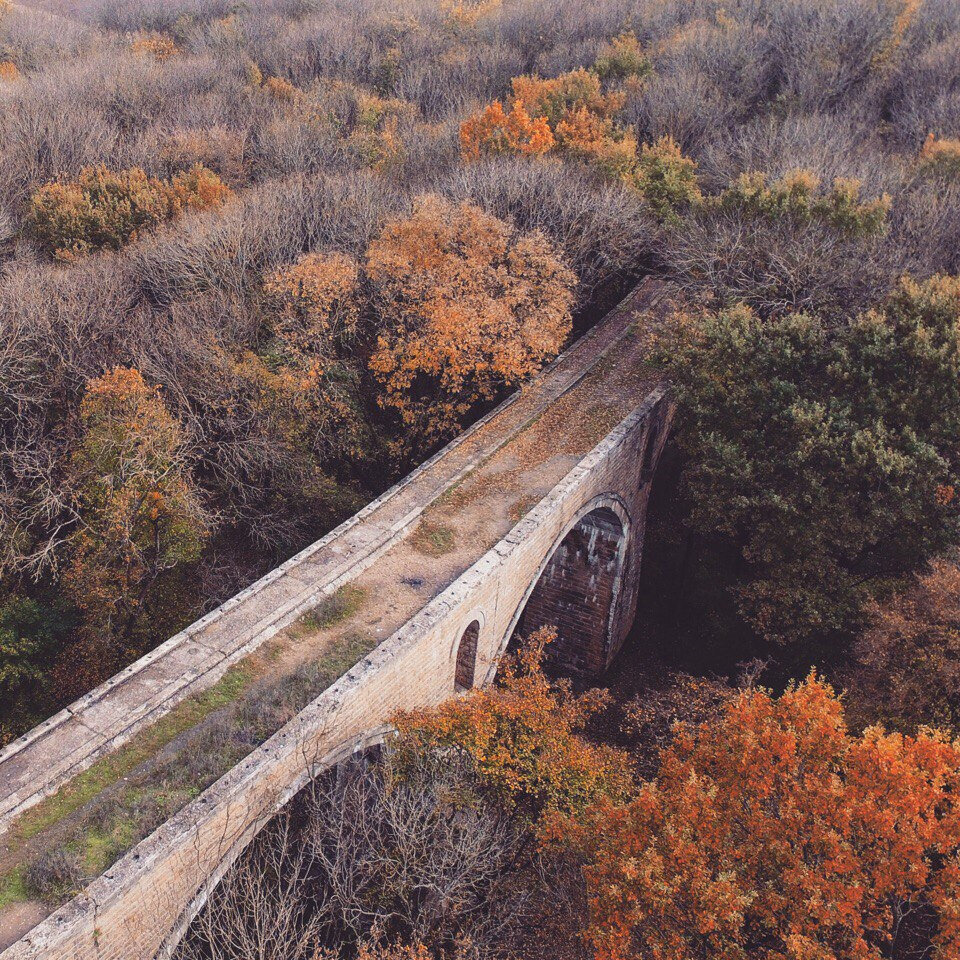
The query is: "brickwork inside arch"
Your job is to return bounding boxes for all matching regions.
[515,506,627,675]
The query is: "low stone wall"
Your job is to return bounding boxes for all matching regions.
[0,386,671,960]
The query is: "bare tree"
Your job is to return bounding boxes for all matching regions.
[177,813,320,960]
[306,748,532,956]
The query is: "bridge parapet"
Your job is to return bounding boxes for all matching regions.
[0,281,661,841]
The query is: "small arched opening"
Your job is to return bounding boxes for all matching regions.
[638,420,660,490]
[454,620,480,692]
[509,503,628,676]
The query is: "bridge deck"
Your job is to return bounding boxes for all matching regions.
[0,280,670,952]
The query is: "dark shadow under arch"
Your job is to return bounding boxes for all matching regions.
[455,620,480,691]
[639,420,660,490]
[510,504,628,676]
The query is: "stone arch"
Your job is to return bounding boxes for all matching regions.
[501,495,631,678]
[454,619,481,692]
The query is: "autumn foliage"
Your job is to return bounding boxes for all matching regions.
[459,100,555,160]
[848,558,960,731]
[919,134,960,179]
[367,195,575,447]
[263,75,300,101]
[129,31,179,61]
[459,57,893,236]
[28,163,231,260]
[394,628,631,820]
[442,0,503,32]
[559,675,960,960]
[460,66,625,163]
[263,251,361,360]
[250,251,371,471]
[63,367,209,650]
[457,51,708,222]
[510,68,624,128]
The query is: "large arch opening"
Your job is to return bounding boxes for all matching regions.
[510,504,628,676]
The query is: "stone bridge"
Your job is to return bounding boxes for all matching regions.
[0,281,674,960]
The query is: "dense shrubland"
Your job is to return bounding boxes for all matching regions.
[2,0,960,955]
[0,0,958,865]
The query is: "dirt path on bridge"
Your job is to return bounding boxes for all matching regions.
[0,282,674,951]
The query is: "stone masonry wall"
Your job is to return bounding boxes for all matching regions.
[516,506,626,674]
[0,387,672,960]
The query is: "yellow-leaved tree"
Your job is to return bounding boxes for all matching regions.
[63,367,210,658]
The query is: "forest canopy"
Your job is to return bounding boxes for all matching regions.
[2,0,960,958]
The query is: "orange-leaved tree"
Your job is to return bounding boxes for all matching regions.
[367,195,575,450]
[460,67,625,162]
[64,367,210,652]
[459,99,555,160]
[394,628,631,821]
[919,134,960,180]
[555,674,960,960]
[510,69,624,128]
[129,30,179,61]
[263,251,361,360]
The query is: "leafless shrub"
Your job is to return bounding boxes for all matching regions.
[625,18,774,156]
[629,69,740,158]
[130,170,396,307]
[497,0,631,61]
[885,32,960,145]
[0,3,93,66]
[442,158,656,302]
[764,0,904,112]
[174,745,546,960]
[90,0,236,34]
[23,849,85,905]
[698,110,901,194]
[306,748,533,954]
[660,206,895,317]
[887,177,960,277]
[177,813,321,960]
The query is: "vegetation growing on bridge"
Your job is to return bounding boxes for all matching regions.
[0,617,377,911]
